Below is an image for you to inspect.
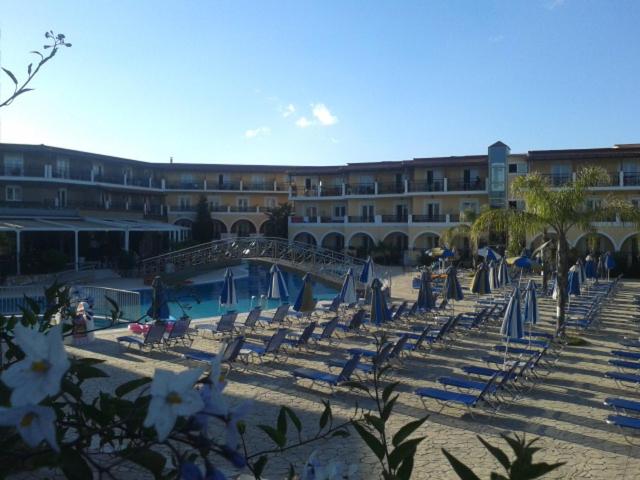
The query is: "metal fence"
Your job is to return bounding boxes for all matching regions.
[0,285,141,321]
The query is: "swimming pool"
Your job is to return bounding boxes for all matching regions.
[138,262,339,320]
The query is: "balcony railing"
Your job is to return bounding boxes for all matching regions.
[208,181,241,191]
[52,170,92,182]
[381,214,408,223]
[242,182,275,191]
[408,180,445,193]
[623,173,640,187]
[539,174,572,187]
[166,181,203,190]
[447,178,486,192]
[319,216,345,223]
[320,186,342,197]
[377,182,405,194]
[346,183,375,195]
[411,214,447,223]
[210,205,229,212]
[348,215,375,223]
[171,204,197,212]
[94,174,125,185]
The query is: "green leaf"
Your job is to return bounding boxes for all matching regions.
[72,364,108,381]
[342,380,370,393]
[392,416,428,447]
[352,422,385,460]
[396,455,415,480]
[282,406,302,433]
[477,436,511,472]
[389,437,424,470]
[381,394,399,421]
[2,68,17,85]
[115,377,152,397]
[513,462,566,479]
[364,413,385,435]
[259,425,286,448]
[61,378,83,400]
[331,428,350,438]
[120,448,166,479]
[60,447,93,480]
[277,407,288,438]
[382,381,400,403]
[319,401,332,429]
[442,448,482,480]
[252,456,268,478]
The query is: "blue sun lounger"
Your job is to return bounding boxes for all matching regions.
[117,322,167,351]
[604,371,640,387]
[415,373,500,417]
[612,350,640,361]
[292,353,361,391]
[283,321,317,350]
[183,335,245,371]
[326,342,394,375]
[606,415,640,441]
[609,359,640,371]
[239,328,289,363]
[604,397,640,415]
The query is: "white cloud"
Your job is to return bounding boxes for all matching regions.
[312,103,338,126]
[282,104,296,118]
[295,117,313,128]
[244,126,271,139]
[546,0,565,9]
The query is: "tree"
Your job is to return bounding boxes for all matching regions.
[1,31,71,109]
[191,196,214,243]
[264,202,293,238]
[471,167,639,334]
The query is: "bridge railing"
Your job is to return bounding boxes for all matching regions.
[140,237,367,282]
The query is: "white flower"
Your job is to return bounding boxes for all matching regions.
[144,368,204,441]
[1,324,70,406]
[302,451,358,480]
[0,405,59,451]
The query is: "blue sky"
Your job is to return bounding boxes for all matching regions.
[0,0,638,165]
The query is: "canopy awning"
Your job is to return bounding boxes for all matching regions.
[0,217,188,233]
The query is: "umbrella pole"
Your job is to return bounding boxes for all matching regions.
[503,338,509,366]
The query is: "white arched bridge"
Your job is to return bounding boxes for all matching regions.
[140,237,368,285]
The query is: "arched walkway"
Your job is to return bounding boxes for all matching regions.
[212,219,227,240]
[574,233,615,256]
[348,232,375,259]
[620,234,640,268]
[259,220,277,237]
[412,232,440,250]
[293,232,317,246]
[321,232,345,252]
[231,219,257,238]
[174,219,193,242]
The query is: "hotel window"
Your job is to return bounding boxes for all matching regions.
[6,185,22,201]
[207,196,221,209]
[237,198,249,211]
[632,199,640,209]
[181,174,195,188]
[305,206,317,217]
[508,163,528,174]
[57,189,68,208]
[460,200,479,214]
[361,205,374,220]
[424,201,440,218]
[178,196,191,210]
[55,158,70,178]
[551,164,571,186]
[4,153,24,176]
[334,205,346,218]
[586,198,602,211]
[490,165,505,191]
[264,197,277,209]
[508,200,525,211]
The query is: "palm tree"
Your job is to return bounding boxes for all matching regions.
[471,166,639,334]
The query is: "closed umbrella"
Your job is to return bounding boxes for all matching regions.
[416,270,436,310]
[498,259,511,287]
[267,264,289,303]
[147,276,171,320]
[293,273,315,314]
[470,262,491,295]
[501,287,524,360]
[523,280,538,340]
[359,256,375,287]
[575,258,586,284]
[338,268,358,306]
[488,261,500,290]
[604,252,616,281]
[427,247,455,272]
[584,255,597,279]
[370,278,392,326]
[443,266,464,313]
[568,265,581,297]
[219,268,238,311]
[596,256,604,283]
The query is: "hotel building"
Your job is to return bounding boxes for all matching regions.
[0,141,638,276]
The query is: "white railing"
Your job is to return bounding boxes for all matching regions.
[0,285,141,321]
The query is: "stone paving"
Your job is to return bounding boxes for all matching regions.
[61,270,640,479]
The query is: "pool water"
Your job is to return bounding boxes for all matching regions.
[138,262,339,320]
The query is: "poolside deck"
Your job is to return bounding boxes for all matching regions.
[63,271,640,479]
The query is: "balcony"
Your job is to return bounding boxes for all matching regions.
[623,173,640,187]
[320,185,342,197]
[207,181,241,191]
[408,180,445,193]
[377,182,405,195]
[94,173,125,185]
[170,204,197,212]
[210,205,230,212]
[540,174,572,187]
[166,181,203,190]
[447,178,486,192]
[411,214,447,223]
[381,214,408,223]
[346,183,376,195]
[348,215,375,223]
[319,216,345,223]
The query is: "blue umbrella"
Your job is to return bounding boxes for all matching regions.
[523,280,538,328]
[568,266,581,297]
[443,266,463,313]
[507,256,535,269]
[338,268,358,306]
[359,256,375,287]
[488,261,500,290]
[575,259,586,284]
[596,256,604,282]
[267,264,289,302]
[501,287,524,359]
[416,270,436,310]
[147,276,170,320]
[293,273,315,313]
[584,255,597,279]
[370,278,392,326]
[219,268,238,310]
[470,262,491,295]
[478,247,501,262]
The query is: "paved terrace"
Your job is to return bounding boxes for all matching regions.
[60,271,640,479]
